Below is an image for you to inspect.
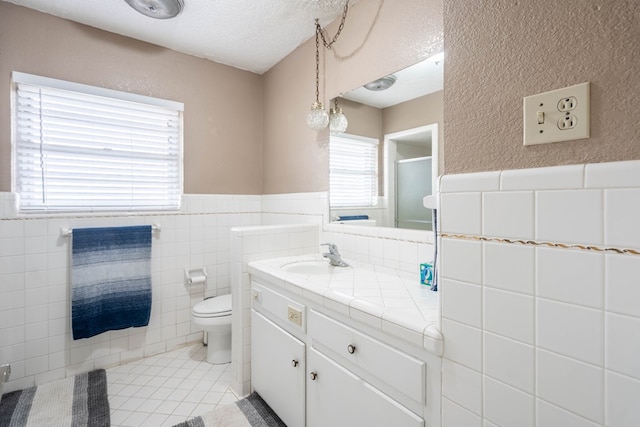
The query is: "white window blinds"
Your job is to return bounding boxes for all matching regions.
[329,134,378,208]
[12,72,183,212]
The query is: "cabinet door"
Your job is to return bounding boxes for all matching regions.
[307,348,423,427]
[251,310,305,427]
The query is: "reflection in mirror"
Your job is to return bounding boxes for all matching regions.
[328,54,444,230]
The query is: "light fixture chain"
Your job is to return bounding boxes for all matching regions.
[315,23,321,104]
[317,1,349,50]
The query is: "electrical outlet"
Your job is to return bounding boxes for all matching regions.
[287,306,302,326]
[557,96,578,112]
[523,82,590,146]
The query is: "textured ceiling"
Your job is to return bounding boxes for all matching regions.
[1,0,349,74]
[343,54,444,109]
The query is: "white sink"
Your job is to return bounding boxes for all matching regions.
[282,261,351,275]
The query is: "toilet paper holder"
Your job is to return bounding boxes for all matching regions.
[185,267,208,285]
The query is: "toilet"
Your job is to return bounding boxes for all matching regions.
[191,294,232,364]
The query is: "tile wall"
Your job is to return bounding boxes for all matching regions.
[0,187,436,399]
[0,193,261,393]
[439,160,640,427]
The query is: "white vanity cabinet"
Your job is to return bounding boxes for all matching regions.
[251,280,435,427]
[251,310,306,427]
[251,284,306,427]
[307,347,423,427]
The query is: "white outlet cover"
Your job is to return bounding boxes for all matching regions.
[523,82,590,146]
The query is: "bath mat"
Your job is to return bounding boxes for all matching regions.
[173,392,286,427]
[0,369,109,427]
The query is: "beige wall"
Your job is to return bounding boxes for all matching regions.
[0,3,264,194]
[262,0,443,194]
[444,1,640,174]
[339,98,383,140]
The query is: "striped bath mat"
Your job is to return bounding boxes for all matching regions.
[173,392,286,427]
[72,225,152,340]
[0,370,109,426]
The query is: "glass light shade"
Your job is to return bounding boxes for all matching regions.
[307,102,329,131]
[329,108,348,135]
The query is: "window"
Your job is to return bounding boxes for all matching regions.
[329,134,378,208]
[12,72,183,213]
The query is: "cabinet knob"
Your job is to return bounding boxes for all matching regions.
[310,371,318,380]
[347,344,356,354]
[291,359,299,367]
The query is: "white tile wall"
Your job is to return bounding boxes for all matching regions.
[536,248,604,308]
[440,160,640,427]
[536,399,600,427]
[440,192,482,235]
[536,189,603,245]
[537,349,604,423]
[605,313,640,380]
[441,279,482,328]
[483,242,534,295]
[484,376,534,427]
[483,287,534,344]
[442,318,482,371]
[536,299,603,365]
[604,189,640,248]
[321,223,434,274]
[483,191,534,239]
[606,371,640,427]
[605,254,640,318]
[442,397,482,427]
[0,193,261,393]
[442,358,483,416]
[483,332,534,394]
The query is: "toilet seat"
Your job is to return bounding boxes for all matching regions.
[192,294,232,318]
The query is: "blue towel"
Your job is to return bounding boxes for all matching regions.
[337,215,369,221]
[71,225,152,340]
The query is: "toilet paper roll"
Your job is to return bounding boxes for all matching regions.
[188,274,207,285]
[185,267,208,286]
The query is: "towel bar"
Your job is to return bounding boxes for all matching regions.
[61,224,161,237]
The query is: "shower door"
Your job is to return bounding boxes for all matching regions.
[395,156,432,230]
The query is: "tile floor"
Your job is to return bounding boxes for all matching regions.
[107,344,238,427]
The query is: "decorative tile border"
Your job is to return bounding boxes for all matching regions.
[440,233,640,256]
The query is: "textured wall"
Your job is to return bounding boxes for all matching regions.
[262,0,443,194]
[0,3,264,194]
[444,1,640,174]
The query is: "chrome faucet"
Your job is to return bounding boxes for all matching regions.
[322,243,349,267]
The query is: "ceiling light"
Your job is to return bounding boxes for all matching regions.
[329,98,348,135]
[364,75,397,91]
[124,0,184,19]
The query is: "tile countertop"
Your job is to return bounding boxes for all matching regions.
[247,254,443,357]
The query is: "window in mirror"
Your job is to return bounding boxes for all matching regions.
[329,134,378,208]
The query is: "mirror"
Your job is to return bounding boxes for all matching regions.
[328,54,444,230]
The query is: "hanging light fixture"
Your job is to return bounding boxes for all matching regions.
[329,98,348,135]
[307,1,350,131]
[124,0,184,19]
[306,24,330,131]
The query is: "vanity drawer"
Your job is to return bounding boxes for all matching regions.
[308,309,425,404]
[251,281,306,333]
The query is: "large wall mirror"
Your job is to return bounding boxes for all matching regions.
[328,54,443,231]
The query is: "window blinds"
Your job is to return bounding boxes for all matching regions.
[329,135,378,208]
[13,73,183,212]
